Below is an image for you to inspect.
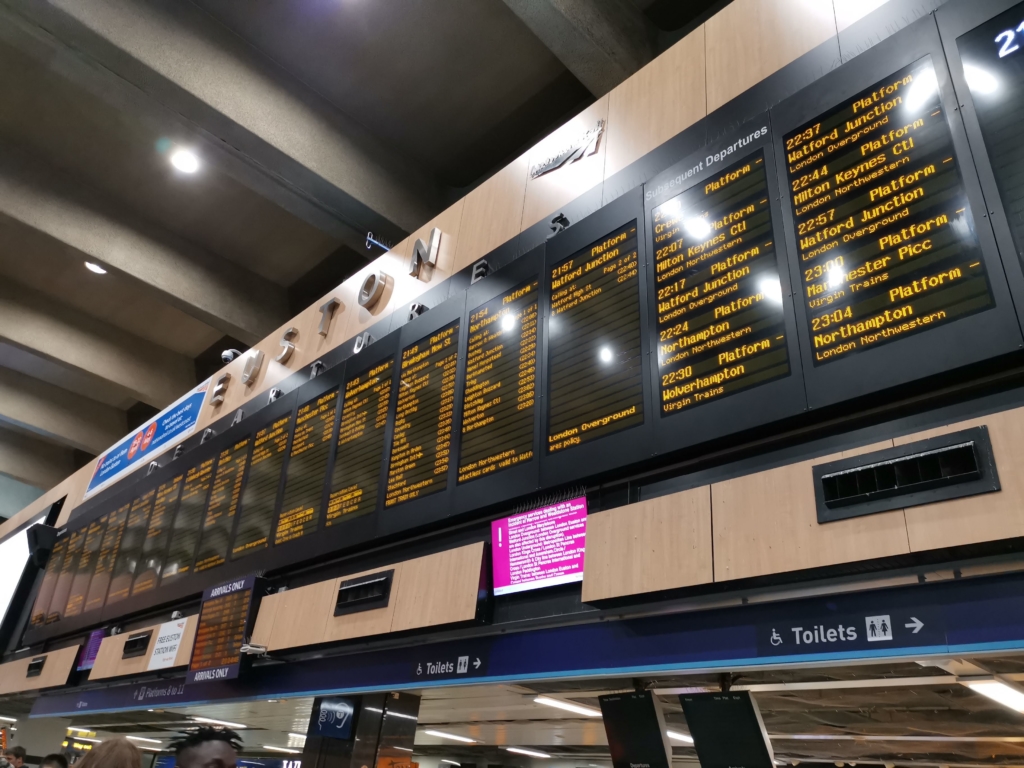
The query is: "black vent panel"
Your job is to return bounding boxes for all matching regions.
[122,630,153,659]
[26,656,45,678]
[334,569,394,617]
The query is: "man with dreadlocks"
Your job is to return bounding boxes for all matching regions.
[169,726,242,768]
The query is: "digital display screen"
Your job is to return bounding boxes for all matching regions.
[132,475,182,596]
[458,279,539,483]
[48,528,84,623]
[30,535,66,626]
[187,575,255,684]
[957,2,1024,261]
[276,390,338,544]
[162,458,214,582]
[491,496,587,596]
[63,517,105,618]
[783,57,995,364]
[328,359,393,524]
[651,152,790,411]
[195,439,250,572]
[85,504,127,613]
[107,490,155,604]
[547,221,645,452]
[233,415,291,558]
[386,321,460,506]
[0,516,44,629]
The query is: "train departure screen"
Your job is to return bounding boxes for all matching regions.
[84,504,127,613]
[187,576,255,684]
[276,390,337,544]
[233,415,291,557]
[196,439,250,571]
[957,2,1024,261]
[458,278,539,482]
[783,57,995,364]
[328,359,393,524]
[651,152,790,412]
[47,528,84,623]
[132,475,182,596]
[162,458,214,582]
[107,490,154,603]
[30,536,65,626]
[386,321,460,506]
[547,221,645,453]
[64,517,105,617]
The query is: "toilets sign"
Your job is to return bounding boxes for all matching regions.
[759,607,939,656]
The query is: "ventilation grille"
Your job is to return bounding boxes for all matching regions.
[335,569,394,617]
[26,656,45,678]
[122,630,153,659]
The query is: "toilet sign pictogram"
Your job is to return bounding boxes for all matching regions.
[865,615,893,641]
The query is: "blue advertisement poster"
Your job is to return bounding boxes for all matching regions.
[84,379,211,500]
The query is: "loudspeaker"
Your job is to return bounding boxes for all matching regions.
[26,524,57,568]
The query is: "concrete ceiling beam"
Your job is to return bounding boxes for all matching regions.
[0,280,196,409]
[0,425,78,491]
[0,148,288,347]
[0,0,438,248]
[0,367,126,455]
[501,0,656,97]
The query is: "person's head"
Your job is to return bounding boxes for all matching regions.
[170,727,241,768]
[41,754,68,768]
[72,738,141,768]
[3,746,25,768]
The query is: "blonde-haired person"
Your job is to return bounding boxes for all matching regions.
[72,737,141,768]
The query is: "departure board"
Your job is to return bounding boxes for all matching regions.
[276,390,337,544]
[85,504,128,613]
[132,475,182,596]
[458,279,539,482]
[783,57,995,364]
[162,458,214,582]
[547,221,645,452]
[30,536,66,626]
[233,414,291,557]
[64,517,105,617]
[196,439,251,572]
[107,490,154,604]
[186,575,255,684]
[47,529,84,623]
[957,2,1024,260]
[386,321,460,506]
[327,359,393,523]
[651,153,790,412]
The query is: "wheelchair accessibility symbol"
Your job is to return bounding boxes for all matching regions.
[770,629,783,646]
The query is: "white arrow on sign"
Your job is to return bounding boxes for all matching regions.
[905,617,924,633]
[473,658,482,669]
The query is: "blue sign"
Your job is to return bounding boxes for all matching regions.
[84,379,211,499]
[311,696,356,740]
[31,570,1024,717]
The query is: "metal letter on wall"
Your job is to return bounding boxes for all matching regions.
[353,331,373,354]
[211,373,230,406]
[408,228,441,278]
[276,327,299,364]
[359,271,388,310]
[318,297,341,336]
[241,349,265,386]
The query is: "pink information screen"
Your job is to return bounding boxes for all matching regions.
[491,496,587,596]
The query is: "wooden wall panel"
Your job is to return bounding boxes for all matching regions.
[454,155,529,272]
[582,487,713,602]
[321,564,405,643]
[520,97,610,231]
[899,409,1024,552]
[0,645,79,694]
[249,591,279,648]
[712,442,909,582]
[89,616,198,680]
[705,0,838,112]
[391,542,485,633]
[605,26,707,178]
[834,0,890,32]
[266,578,336,652]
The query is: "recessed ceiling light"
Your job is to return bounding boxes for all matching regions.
[599,346,613,363]
[534,696,602,717]
[191,716,246,729]
[506,747,550,758]
[127,736,162,744]
[170,148,200,174]
[263,746,301,754]
[424,730,477,744]
[963,679,1024,712]
[667,730,695,744]
[85,262,107,275]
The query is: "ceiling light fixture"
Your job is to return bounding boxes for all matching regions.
[85,262,107,275]
[533,696,602,717]
[0,717,16,723]
[127,736,162,744]
[287,733,307,740]
[170,148,200,174]
[441,761,461,766]
[74,737,102,743]
[67,727,92,734]
[191,717,247,729]
[424,730,477,744]
[263,746,301,754]
[667,730,695,744]
[963,679,1024,712]
[394,747,414,752]
[506,747,551,758]
[599,346,613,363]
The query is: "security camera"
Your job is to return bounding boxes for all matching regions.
[221,349,243,363]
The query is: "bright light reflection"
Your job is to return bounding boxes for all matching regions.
[424,730,477,744]
[170,148,200,174]
[506,747,550,758]
[599,346,613,363]
[85,262,107,275]
[964,64,999,95]
[965,680,1024,712]
[534,695,602,717]
[501,314,516,332]
[827,266,845,288]
[684,217,712,239]
[905,68,939,112]
[263,746,300,754]
[667,730,695,744]
[759,277,783,304]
